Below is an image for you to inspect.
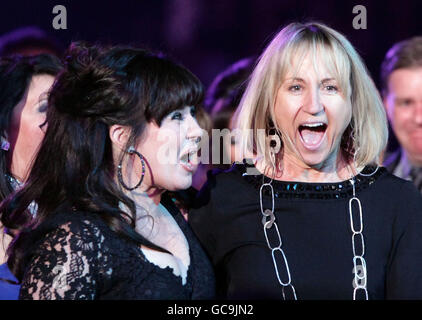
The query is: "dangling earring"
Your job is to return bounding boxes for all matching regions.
[1,136,10,151]
[343,126,379,177]
[352,146,379,177]
[268,119,281,153]
[341,125,355,161]
[117,146,146,191]
[267,119,282,178]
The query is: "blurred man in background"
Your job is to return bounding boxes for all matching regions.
[382,36,422,192]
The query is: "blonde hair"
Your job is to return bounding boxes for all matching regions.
[233,22,388,170]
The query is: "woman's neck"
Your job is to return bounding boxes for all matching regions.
[256,153,355,183]
[131,184,165,206]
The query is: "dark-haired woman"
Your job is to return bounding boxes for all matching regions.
[1,43,215,299]
[0,54,62,300]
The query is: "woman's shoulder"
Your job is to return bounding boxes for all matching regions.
[45,210,109,233]
[201,161,253,190]
[30,210,115,252]
[193,162,251,206]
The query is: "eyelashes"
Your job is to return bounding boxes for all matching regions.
[171,111,183,120]
[170,106,197,121]
[37,101,48,130]
[38,102,48,113]
[39,120,47,130]
[287,84,339,94]
[324,85,339,93]
[189,106,197,117]
[288,85,302,92]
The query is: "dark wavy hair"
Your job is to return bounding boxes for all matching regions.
[0,54,62,202]
[0,42,204,282]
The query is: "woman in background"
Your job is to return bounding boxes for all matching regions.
[0,54,62,299]
[1,43,215,299]
[192,58,254,190]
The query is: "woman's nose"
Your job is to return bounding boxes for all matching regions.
[302,87,324,115]
[187,115,203,143]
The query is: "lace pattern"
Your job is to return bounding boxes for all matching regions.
[20,218,107,299]
[19,202,215,300]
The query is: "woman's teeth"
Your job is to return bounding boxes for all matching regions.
[299,123,327,147]
[180,150,198,165]
[300,122,326,128]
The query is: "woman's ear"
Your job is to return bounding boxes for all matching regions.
[109,124,131,152]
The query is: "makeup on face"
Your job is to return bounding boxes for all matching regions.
[8,74,55,181]
[274,54,352,170]
[135,106,203,192]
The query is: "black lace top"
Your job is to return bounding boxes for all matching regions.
[19,193,215,300]
[189,161,422,299]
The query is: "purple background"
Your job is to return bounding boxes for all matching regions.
[0,0,421,89]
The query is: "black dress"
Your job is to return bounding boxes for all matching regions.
[189,161,422,300]
[19,193,215,300]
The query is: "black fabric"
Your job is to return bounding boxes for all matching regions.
[410,167,422,192]
[189,162,422,300]
[19,193,215,300]
[384,148,422,193]
[383,148,402,173]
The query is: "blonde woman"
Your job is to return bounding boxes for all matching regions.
[189,22,422,300]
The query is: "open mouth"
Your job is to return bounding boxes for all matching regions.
[298,122,327,150]
[179,149,199,172]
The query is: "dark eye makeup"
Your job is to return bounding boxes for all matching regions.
[190,106,197,117]
[38,102,48,113]
[170,106,197,121]
[171,111,183,120]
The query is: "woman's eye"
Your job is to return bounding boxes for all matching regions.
[190,106,197,118]
[171,111,183,120]
[289,85,302,92]
[324,85,338,93]
[38,102,48,113]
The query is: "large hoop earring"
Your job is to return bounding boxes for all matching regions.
[1,136,10,151]
[117,146,146,191]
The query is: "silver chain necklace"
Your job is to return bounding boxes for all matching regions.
[260,177,297,300]
[258,164,376,300]
[348,177,368,300]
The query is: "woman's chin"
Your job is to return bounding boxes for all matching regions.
[294,138,339,169]
[165,177,192,192]
[298,151,331,169]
